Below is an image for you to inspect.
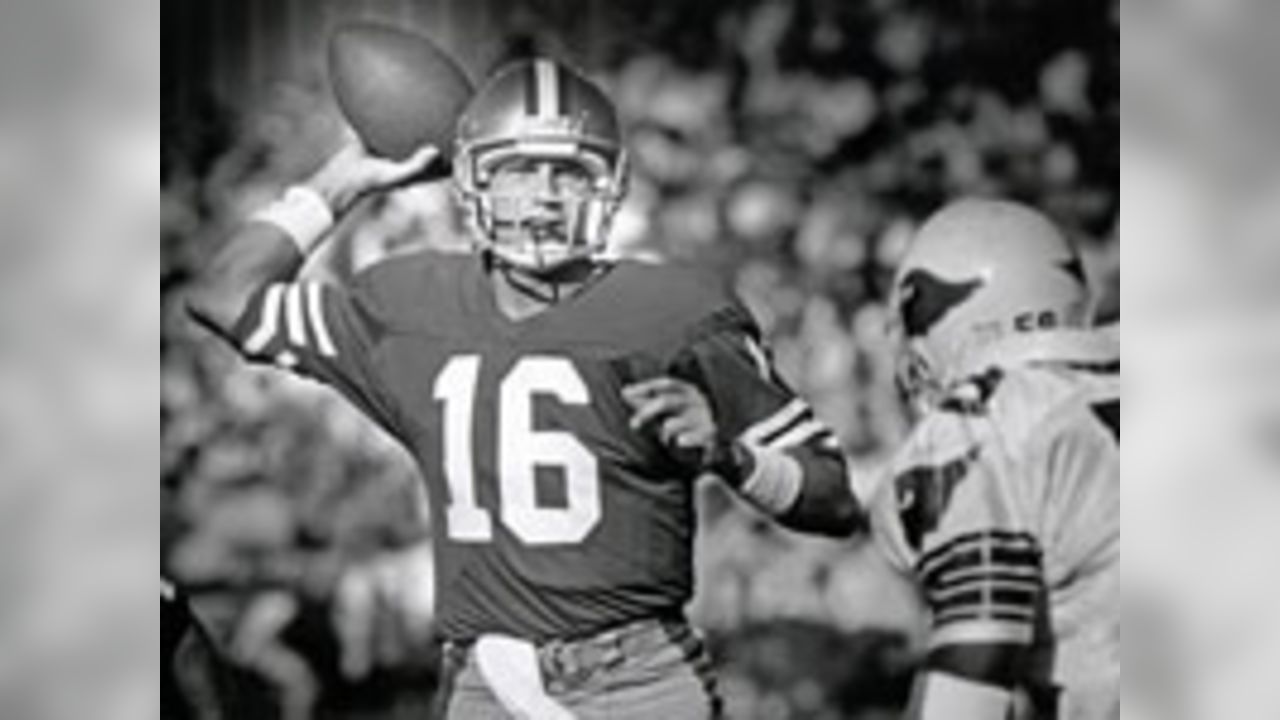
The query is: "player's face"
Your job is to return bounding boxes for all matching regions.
[487,158,598,271]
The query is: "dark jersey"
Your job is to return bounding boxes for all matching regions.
[230,251,838,642]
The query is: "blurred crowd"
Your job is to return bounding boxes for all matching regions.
[163,0,1117,717]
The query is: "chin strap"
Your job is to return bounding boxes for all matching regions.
[489,253,614,306]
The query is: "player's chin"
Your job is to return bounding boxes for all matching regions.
[502,242,600,281]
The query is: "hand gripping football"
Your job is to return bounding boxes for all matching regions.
[328,22,474,161]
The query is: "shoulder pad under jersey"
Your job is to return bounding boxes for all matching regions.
[350,249,475,334]
[934,364,1108,460]
[599,261,754,345]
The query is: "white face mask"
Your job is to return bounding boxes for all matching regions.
[478,157,612,273]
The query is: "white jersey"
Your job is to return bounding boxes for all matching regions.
[871,332,1119,720]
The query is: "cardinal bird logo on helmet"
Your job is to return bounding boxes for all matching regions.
[898,270,985,340]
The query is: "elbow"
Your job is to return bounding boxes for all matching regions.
[184,284,245,341]
[801,493,865,538]
[825,493,866,537]
[782,459,866,538]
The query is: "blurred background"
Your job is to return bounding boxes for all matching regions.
[163,0,1117,717]
[0,0,157,719]
[1123,1,1280,718]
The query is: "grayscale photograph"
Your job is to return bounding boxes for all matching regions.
[162,1,1121,718]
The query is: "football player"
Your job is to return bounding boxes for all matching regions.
[867,200,1119,720]
[187,59,861,719]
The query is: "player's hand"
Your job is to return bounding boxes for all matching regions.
[306,136,440,217]
[623,377,722,468]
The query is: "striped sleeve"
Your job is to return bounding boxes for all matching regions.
[230,280,400,433]
[886,441,1046,649]
[234,281,351,369]
[919,529,1044,647]
[680,330,839,454]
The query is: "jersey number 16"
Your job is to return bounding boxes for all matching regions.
[434,356,603,546]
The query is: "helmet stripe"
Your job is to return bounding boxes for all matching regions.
[535,59,559,119]
[523,62,539,117]
[556,64,571,120]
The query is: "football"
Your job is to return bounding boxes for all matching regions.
[328,22,474,161]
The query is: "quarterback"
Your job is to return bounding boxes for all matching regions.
[188,59,861,718]
[869,200,1119,720]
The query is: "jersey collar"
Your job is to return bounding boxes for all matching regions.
[959,329,1119,378]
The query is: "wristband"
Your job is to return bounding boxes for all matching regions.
[737,445,804,516]
[917,672,1012,720]
[250,185,336,255]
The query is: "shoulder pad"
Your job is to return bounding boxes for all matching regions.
[936,365,1103,458]
[351,249,473,333]
[605,261,754,342]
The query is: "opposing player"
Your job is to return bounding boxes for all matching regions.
[187,59,861,718]
[868,200,1119,720]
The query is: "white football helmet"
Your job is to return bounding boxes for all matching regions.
[889,199,1096,406]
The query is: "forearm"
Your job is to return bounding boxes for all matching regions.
[717,443,864,538]
[910,643,1026,720]
[185,220,308,336]
[186,141,423,337]
[778,448,864,537]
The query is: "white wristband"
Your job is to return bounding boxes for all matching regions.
[738,445,804,516]
[250,185,336,255]
[917,672,1012,720]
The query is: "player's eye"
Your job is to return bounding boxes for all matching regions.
[490,160,594,199]
[489,164,540,194]
[550,166,593,196]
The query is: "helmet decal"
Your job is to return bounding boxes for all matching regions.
[1058,256,1088,286]
[898,270,985,339]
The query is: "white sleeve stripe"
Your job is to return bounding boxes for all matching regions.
[933,565,1042,586]
[930,622,1035,648]
[741,399,808,447]
[930,580,1041,603]
[766,418,832,451]
[305,283,338,358]
[243,284,286,355]
[285,284,308,347]
[743,337,772,381]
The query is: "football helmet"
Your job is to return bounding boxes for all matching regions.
[889,199,1095,406]
[454,59,629,273]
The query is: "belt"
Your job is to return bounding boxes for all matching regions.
[445,617,696,685]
